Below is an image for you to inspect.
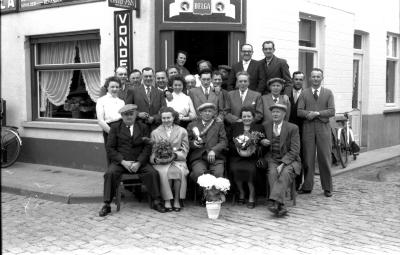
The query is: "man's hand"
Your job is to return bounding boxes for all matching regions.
[260,138,270,147]
[277,163,284,175]
[138,112,149,119]
[130,162,141,173]
[193,140,203,148]
[166,91,173,101]
[236,119,243,123]
[121,160,135,173]
[306,111,319,120]
[147,116,154,124]
[207,150,216,164]
[215,116,223,122]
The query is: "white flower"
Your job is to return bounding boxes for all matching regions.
[192,127,200,137]
[197,174,217,189]
[214,177,230,192]
[236,135,249,144]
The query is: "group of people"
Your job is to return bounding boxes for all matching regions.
[96,41,336,218]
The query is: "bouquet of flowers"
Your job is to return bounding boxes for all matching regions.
[153,139,175,164]
[192,126,205,145]
[197,174,230,202]
[234,131,265,157]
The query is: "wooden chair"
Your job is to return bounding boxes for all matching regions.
[115,173,152,211]
[266,171,297,206]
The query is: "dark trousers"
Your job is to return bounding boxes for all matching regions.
[189,159,224,182]
[295,125,304,190]
[102,131,111,166]
[268,161,295,204]
[103,162,161,203]
[302,121,333,192]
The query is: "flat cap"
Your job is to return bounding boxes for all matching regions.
[269,103,287,112]
[267,77,286,86]
[197,102,217,112]
[118,104,138,114]
[218,65,232,71]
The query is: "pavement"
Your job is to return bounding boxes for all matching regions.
[2,144,400,204]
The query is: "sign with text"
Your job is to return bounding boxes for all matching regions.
[1,0,17,13]
[108,0,136,10]
[19,0,103,11]
[114,10,133,72]
[163,0,242,24]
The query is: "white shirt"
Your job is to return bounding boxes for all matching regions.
[273,121,283,136]
[96,93,125,123]
[166,92,196,119]
[202,86,210,96]
[242,60,250,72]
[239,89,248,102]
[312,87,320,97]
[293,88,302,103]
[127,125,134,136]
[271,95,280,103]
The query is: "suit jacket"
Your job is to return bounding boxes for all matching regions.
[189,87,224,119]
[107,120,151,165]
[286,87,304,130]
[225,89,263,124]
[263,121,301,174]
[125,85,166,125]
[187,119,227,164]
[227,59,264,92]
[261,94,291,125]
[297,87,335,124]
[258,55,292,95]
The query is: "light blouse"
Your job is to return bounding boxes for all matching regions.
[166,92,196,119]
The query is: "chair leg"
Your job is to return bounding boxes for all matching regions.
[147,193,152,209]
[116,182,122,212]
[291,180,296,206]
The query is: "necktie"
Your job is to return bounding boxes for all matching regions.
[294,90,298,103]
[240,93,244,103]
[205,88,209,100]
[273,97,278,103]
[146,87,151,102]
[273,124,279,136]
[313,89,319,100]
[127,125,133,136]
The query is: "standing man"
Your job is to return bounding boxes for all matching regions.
[227,44,264,92]
[129,69,142,88]
[190,69,224,122]
[218,64,232,90]
[125,67,166,130]
[225,71,263,125]
[287,71,305,190]
[100,66,131,100]
[258,41,292,95]
[155,70,169,92]
[297,68,335,197]
[99,104,166,216]
[175,50,190,76]
[263,104,301,217]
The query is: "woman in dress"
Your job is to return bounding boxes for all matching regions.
[166,75,196,129]
[96,76,125,158]
[150,107,189,212]
[229,106,266,209]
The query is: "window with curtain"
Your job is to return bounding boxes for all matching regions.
[32,32,100,120]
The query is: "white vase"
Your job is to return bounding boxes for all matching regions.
[206,201,222,219]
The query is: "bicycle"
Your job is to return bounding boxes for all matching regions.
[1,126,22,168]
[331,110,360,168]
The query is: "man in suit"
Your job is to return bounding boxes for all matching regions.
[189,69,224,122]
[125,67,166,130]
[261,78,291,125]
[287,71,305,190]
[187,103,227,183]
[99,104,166,217]
[227,44,264,92]
[258,41,292,95]
[263,104,301,217]
[225,71,263,125]
[297,68,335,197]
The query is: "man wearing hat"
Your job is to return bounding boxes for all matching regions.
[99,104,166,216]
[262,103,301,217]
[261,77,291,125]
[187,103,228,188]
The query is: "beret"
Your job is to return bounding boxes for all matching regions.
[197,102,217,112]
[267,77,286,86]
[269,103,287,112]
[119,104,138,114]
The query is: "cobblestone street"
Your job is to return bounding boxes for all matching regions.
[2,158,400,255]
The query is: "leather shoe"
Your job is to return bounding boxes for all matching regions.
[324,190,332,197]
[165,207,173,212]
[99,204,111,217]
[173,207,181,212]
[267,201,278,214]
[247,202,255,209]
[237,198,245,205]
[276,204,288,217]
[297,189,312,194]
[152,203,166,213]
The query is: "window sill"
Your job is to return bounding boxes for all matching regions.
[383,107,400,114]
[22,121,102,132]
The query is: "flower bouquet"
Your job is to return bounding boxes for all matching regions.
[192,126,205,145]
[234,131,265,157]
[153,139,175,164]
[197,174,230,219]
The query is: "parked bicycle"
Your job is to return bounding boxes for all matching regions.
[331,110,360,168]
[1,126,22,168]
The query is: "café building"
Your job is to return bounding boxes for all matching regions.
[1,0,399,171]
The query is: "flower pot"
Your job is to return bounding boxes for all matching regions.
[237,145,256,157]
[206,201,222,219]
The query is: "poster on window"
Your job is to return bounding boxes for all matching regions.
[114,10,133,72]
[20,0,103,11]
[163,0,242,24]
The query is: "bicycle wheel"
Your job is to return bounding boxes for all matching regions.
[336,129,348,168]
[1,128,22,168]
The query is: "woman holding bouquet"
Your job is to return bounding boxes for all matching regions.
[229,106,266,209]
[150,107,189,211]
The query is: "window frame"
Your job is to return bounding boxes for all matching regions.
[30,30,100,122]
[385,33,400,107]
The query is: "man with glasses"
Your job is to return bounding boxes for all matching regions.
[258,41,292,95]
[227,44,264,92]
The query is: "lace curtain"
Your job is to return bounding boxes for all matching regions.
[39,41,75,113]
[77,40,101,102]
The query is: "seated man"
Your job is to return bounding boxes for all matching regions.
[263,103,301,217]
[99,104,166,216]
[187,103,227,197]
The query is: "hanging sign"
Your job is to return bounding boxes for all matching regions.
[108,0,136,10]
[0,0,17,12]
[114,10,133,72]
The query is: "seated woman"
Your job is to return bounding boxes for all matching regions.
[229,106,266,209]
[166,75,197,129]
[150,106,189,212]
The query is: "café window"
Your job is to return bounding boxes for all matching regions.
[31,31,101,120]
[386,33,399,104]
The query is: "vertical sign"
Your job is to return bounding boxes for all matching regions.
[114,10,133,72]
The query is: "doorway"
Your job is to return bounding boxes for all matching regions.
[352,54,363,145]
[174,31,229,73]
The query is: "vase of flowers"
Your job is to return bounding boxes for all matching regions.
[153,139,175,164]
[197,174,230,219]
[234,131,265,157]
